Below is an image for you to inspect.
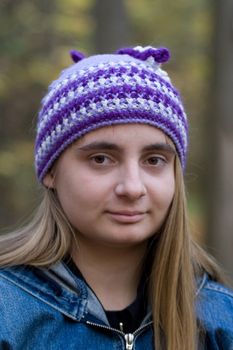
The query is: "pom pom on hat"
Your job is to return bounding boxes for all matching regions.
[116,46,170,64]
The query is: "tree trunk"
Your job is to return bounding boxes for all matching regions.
[206,0,233,279]
[92,0,131,53]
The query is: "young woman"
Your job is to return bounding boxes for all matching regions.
[0,46,232,350]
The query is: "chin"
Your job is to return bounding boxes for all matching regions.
[99,230,154,247]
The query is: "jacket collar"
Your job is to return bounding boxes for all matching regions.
[0,262,207,323]
[0,262,111,324]
[0,263,87,321]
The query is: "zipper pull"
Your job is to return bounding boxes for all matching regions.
[125,333,134,350]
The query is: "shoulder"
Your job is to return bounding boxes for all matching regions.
[0,265,32,293]
[196,274,233,347]
[0,263,84,311]
[0,263,80,299]
[0,264,48,292]
[196,274,233,324]
[0,265,51,342]
[197,273,233,313]
[0,264,65,314]
[0,265,51,310]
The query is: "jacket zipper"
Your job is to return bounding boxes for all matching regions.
[86,320,153,349]
[125,333,134,349]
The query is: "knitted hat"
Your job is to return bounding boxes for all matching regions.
[35,46,188,182]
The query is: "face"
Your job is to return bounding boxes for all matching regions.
[44,124,176,248]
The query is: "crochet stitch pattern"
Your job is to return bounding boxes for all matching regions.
[35,46,188,182]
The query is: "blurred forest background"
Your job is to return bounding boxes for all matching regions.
[0,0,233,277]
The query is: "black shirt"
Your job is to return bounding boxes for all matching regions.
[64,256,147,333]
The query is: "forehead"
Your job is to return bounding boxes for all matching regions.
[74,124,169,146]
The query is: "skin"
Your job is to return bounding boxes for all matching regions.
[44,124,176,310]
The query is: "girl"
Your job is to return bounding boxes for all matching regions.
[0,46,232,350]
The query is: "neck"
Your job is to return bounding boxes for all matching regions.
[71,238,147,311]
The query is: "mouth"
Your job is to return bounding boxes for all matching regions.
[106,210,147,223]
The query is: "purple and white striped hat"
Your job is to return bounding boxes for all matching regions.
[35,46,188,182]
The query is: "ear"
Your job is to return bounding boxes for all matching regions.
[43,172,55,189]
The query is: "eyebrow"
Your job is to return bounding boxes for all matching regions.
[77,141,176,155]
[143,143,176,154]
[77,142,121,152]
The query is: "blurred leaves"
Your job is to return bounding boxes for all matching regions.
[0,142,33,177]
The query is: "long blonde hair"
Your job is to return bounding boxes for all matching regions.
[0,157,224,350]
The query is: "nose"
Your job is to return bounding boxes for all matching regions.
[114,163,147,200]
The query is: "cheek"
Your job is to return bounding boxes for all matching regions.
[54,174,81,214]
[55,173,106,218]
[56,187,88,230]
[152,175,175,210]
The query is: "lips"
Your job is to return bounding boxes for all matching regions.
[106,210,147,223]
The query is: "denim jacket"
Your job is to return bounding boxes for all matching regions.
[0,262,233,350]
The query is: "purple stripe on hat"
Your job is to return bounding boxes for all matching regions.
[36,109,186,181]
[36,83,186,149]
[37,109,185,161]
[39,63,179,118]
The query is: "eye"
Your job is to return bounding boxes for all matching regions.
[92,155,107,164]
[89,154,114,166]
[145,155,166,166]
